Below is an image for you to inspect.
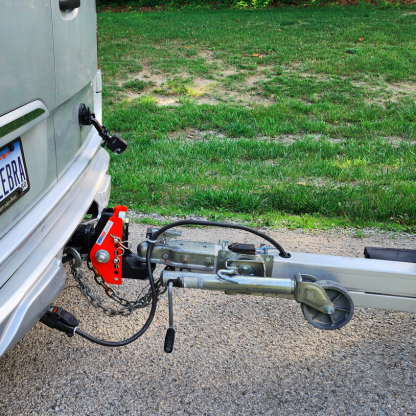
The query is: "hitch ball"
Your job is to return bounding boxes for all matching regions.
[95,250,110,264]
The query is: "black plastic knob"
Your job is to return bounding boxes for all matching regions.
[164,328,175,353]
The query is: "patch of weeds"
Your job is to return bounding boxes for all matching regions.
[185,48,198,57]
[154,77,201,97]
[122,79,154,92]
[353,230,366,238]
[222,72,247,88]
[124,62,143,73]
[345,48,359,55]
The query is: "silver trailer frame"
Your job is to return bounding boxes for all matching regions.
[137,234,416,314]
[161,252,416,313]
[138,238,416,315]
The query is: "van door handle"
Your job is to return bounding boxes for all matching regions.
[59,0,81,11]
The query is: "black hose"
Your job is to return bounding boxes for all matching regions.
[151,220,291,258]
[74,220,289,347]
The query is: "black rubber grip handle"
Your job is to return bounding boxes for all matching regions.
[164,328,175,353]
[59,0,81,11]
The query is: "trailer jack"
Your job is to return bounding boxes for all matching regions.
[45,208,416,353]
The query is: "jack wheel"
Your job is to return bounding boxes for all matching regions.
[301,280,354,330]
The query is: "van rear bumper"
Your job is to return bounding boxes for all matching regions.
[0,132,110,356]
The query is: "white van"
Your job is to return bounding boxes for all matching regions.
[0,0,113,356]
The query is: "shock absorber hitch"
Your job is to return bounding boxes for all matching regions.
[64,206,153,282]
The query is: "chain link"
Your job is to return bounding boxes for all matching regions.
[70,259,166,317]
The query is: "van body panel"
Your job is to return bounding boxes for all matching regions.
[51,0,98,107]
[54,83,94,177]
[51,0,98,176]
[0,1,56,115]
[0,257,67,357]
[0,2,58,233]
[0,107,57,240]
[0,130,102,289]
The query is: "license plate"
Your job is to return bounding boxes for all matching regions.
[0,137,30,216]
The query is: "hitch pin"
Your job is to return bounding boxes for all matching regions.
[164,282,175,353]
[217,269,239,284]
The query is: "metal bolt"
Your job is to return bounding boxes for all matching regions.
[204,258,213,267]
[265,256,271,262]
[242,266,248,270]
[326,306,334,315]
[114,277,119,281]
[162,253,169,260]
[95,250,110,264]
[182,256,189,264]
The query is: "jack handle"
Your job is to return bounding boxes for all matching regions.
[164,282,176,353]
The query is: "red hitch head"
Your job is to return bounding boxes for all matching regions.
[90,205,128,285]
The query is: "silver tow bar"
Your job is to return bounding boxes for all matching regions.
[160,270,354,330]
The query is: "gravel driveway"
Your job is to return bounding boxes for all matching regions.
[1,224,416,416]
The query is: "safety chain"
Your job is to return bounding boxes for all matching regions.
[70,259,166,317]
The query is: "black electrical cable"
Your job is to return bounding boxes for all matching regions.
[73,220,290,347]
[151,220,291,258]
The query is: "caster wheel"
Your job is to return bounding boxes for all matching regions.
[301,280,354,330]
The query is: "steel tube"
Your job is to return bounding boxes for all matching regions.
[168,282,174,328]
[161,271,295,295]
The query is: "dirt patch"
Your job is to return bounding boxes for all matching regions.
[378,136,416,147]
[351,80,416,106]
[117,52,416,108]
[296,176,360,189]
[120,69,277,106]
[167,128,344,143]
[151,94,182,106]
[119,68,166,88]
[220,69,241,77]
[167,128,416,148]
[167,128,227,141]
[382,82,416,102]
[291,71,415,106]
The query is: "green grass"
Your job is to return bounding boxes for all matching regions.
[97,5,416,231]
[98,6,416,81]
